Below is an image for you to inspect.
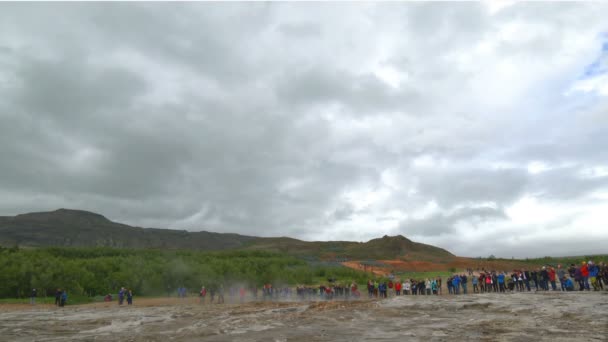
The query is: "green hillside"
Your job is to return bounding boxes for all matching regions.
[0,209,454,261]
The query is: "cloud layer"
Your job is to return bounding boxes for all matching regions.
[1,2,608,257]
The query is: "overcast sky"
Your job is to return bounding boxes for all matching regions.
[1,3,607,258]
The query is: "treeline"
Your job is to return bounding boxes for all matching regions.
[0,246,370,298]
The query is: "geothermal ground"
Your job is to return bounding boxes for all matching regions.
[1,292,607,341]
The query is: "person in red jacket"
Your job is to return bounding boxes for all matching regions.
[581,262,590,290]
[548,267,557,291]
[395,280,402,296]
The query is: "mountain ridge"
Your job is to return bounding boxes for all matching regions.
[0,209,454,260]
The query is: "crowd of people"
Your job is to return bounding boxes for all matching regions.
[369,261,608,297]
[36,261,607,307]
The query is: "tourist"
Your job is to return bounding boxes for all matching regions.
[581,262,590,290]
[55,288,62,306]
[127,289,133,305]
[574,265,584,291]
[530,270,538,290]
[118,287,125,305]
[404,279,411,295]
[521,269,530,292]
[497,272,506,293]
[436,277,442,295]
[60,290,67,307]
[239,287,246,303]
[199,286,207,304]
[563,277,575,291]
[472,276,479,293]
[218,284,225,304]
[30,288,36,305]
[484,274,492,292]
[452,275,461,295]
[548,267,557,291]
[557,265,567,291]
[588,261,600,291]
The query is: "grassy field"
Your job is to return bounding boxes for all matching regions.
[0,294,96,305]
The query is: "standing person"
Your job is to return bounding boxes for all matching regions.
[581,262,590,290]
[497,272,506,293]
[239,287,246,303]
[575,265,584,291]
[425,279,431,295]
[452,275,461,295]
[60,290,67,307]
[522,269,531,292]
[218,284,225,304]
[209,286,216,303]
[395,280,402,296]
[118,287,125,305]
[539,267,549,291]
[472,276,479,293]
[588,261,599,291]
[530,270,538,290]
[548,267,557,291]
[127,290,133,305]
[30,288,37,305]
[199,286,207,304]
[436,277,442,295]
[485,274,492,292]
[404,279,411,295]
[557,265,567,291]
[55,289,62,306]
[461,275,468,295]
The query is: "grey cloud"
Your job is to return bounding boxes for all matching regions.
[400,206,507,237]
[14,57,147,119]
[416,168,529,208]
[276,67,418,114]
[277,22,321,37]
[1,3,608,257]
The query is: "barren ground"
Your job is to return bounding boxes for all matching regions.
[1,292,607,341]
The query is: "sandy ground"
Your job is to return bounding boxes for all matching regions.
[1,292,607,341]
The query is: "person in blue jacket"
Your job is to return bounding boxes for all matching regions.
[118,287,125,305]
[497,272,506,292]
[60,290,67,307]
[588,261,600,290]
[563,277,574,291]
[452,275,461,295]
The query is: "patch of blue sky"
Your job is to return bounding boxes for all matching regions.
[581,39,608,78]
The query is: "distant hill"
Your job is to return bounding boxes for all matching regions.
[0,209,454,260]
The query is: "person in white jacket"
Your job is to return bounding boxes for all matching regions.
[403,280,411,295]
